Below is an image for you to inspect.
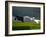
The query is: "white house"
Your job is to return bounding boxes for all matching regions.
[24,16,40,24]
[12,16,15,20]
[23,16,35,22]
[34,19,40,24]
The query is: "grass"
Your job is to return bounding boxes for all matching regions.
[12,20,40,30]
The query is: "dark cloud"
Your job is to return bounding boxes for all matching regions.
[12,6,40,20]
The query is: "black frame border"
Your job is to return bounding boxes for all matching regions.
[5,1,45,36]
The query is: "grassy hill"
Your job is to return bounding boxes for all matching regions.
[12,20,40,30]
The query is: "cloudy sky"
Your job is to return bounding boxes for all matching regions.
[12,6,40,20]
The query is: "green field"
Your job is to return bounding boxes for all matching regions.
[12,20,40,30]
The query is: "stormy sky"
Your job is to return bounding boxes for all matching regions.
[12,6,40,20]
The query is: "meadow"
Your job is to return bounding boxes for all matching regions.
[12,20,40,30]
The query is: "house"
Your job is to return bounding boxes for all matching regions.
[24,16,35,22]
[12,16,15,20]
[34,19,40,24]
